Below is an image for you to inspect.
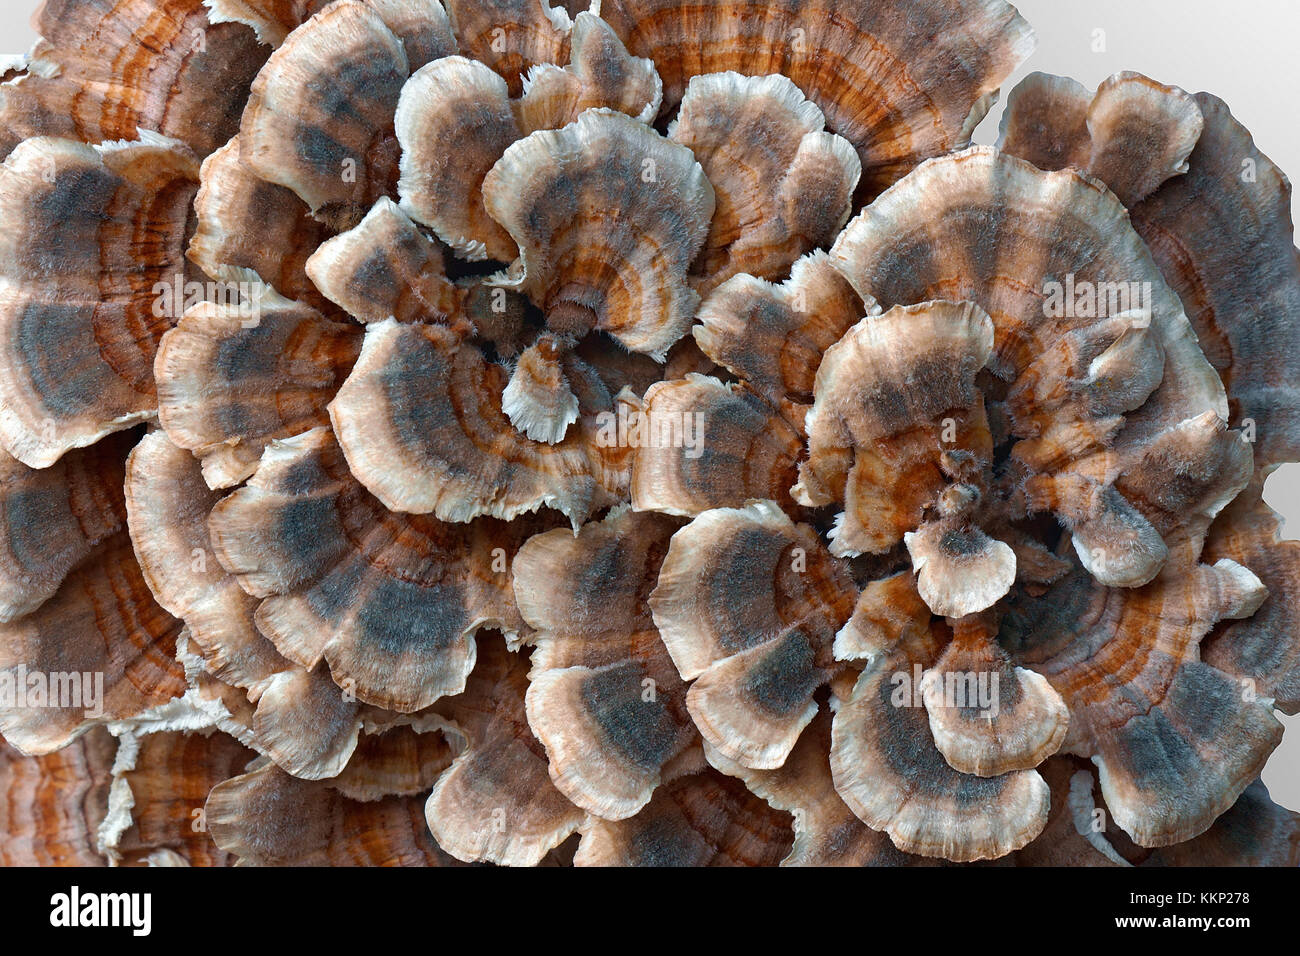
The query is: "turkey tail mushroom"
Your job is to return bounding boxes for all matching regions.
[0,0,268,160]
[0,135,199,467]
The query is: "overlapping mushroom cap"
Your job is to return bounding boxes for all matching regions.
[1,0,1298,868]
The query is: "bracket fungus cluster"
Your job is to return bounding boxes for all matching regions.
[1,0,1298,868]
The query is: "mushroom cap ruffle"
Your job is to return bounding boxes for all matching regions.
[329,319,615,522]
[305,196,461,324]
[207,426,531,712]
[999,71,1203,207]
[828,626,1051,862]
[0,0,267,160]
[239,0,426,230]
[513,507,696,819]
[693,250,870,404]
[424,634,586,866]
[0,135,198,467]
[1003,556,1279,847]
[631,374,805,517]
[125,429,363,778]
[0,435,131,623]
[598,0,1034,196]
[667,71,859,294]
[154,295,362,489]
[188,135,331,310]
[1130,93,1300,477]
[0,533,186,754]
[573,755,794,866]
[650,501,856,769]
[208,756,464,866]
[483,108,714,360]
[396,14,660,263]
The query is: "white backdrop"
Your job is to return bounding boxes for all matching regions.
[1,0,1299,810]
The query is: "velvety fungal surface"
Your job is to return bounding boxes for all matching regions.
[0,0,1297,869]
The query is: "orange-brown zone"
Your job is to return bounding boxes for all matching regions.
[447,0,571,97]
[599,0,1026,196]
[591,770,794,865]
[206,761,461,866]
[370,324,601,487]
[0,727,114,866]
[2,0,267,158]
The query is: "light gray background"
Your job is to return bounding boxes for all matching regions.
[2,0,1299,810]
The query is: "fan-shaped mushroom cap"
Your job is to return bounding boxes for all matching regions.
[0,435,131,623]
[154,295,362,489]
[630,375,804,517]
[905,523,1016,619]
[0,0,267,159]
[1138,779,1300,867]
[1004,558,1279,847]
[919,617,1067,776]
[829,627,1051,861]
[999,71,1203,207]
[306,196,461,324]
[502,335,582,443]
[208,758,462,865]
[515,12,661,131]
[1024,474,1168,589]
[125,430,363,778]
[1130,93,1300,476]
[208,427,529,712]
[445,0,572,97]
[794,301,997,560]
[831,147,1226,438]
[513,508,696,819]
[599,0,1033,196]
[188,135,330,310]
[1202,483,1300,713]
[833,570,931,663]
[483,109,714,359]
[694,251,871,405]
[395,55,522,262]
[102,729,255,866]
[329,319,611,522]
[1003,312,1166,472]
[668,72,859,293]
[240,1,411,229]
[0,727,115,866]
[1113,410,1253,558]
[994,73,1092,172]
[0,534,186,755]
[397,15,662,265]
[574,763,794,866]
[426,635,586,865]
[0,135,199,467]
[706,707,931,866]
[650,501,856,768]
[828,148,1244,593]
